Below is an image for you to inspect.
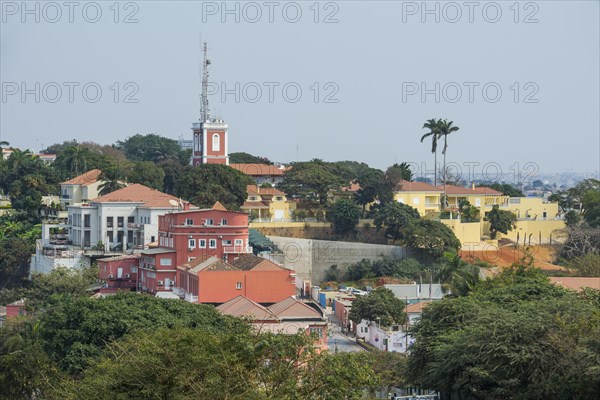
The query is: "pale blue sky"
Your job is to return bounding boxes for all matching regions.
[1,1,598,175]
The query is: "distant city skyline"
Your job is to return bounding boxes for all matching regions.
[1,1,598,175]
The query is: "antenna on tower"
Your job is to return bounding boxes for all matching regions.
[200,42,211,122]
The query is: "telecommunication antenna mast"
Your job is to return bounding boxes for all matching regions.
[200,42,211,122]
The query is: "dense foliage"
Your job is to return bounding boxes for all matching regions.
[486,204,517,239]
[349,288,408,327]
[175,164,253,210]
[328,198,361,235]
[0,272,393,400]
[408,261,600,399]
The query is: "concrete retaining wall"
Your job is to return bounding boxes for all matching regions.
[267,236,408,284]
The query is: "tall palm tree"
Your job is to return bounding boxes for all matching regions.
[420,119,441,186]
[61,146,88,177]
[437,119,460,207]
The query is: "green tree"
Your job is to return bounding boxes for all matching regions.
[458,199,480,222]
[378,163,413,205]
[127,161,165,190]
[117,134,186,163]
[408,262,600,399]
[565,254,600,277]
[373,202,420,241]
[487,204,517,239]
[564,209,581,227]
[355,167,384,214]
[402,220,461,257]
[176,164,252,210]
[53,327,379,400]
[437,120,459,184]
[229,151,272,164]
[420,119,441,186]
[97,161,129,195]
[349,288,408,327]
[329,198,361,235]
[279,159,345,204]
[582,189,600,227]
[158,158,185,194]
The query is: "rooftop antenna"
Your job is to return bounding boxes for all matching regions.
[200,42,211,122]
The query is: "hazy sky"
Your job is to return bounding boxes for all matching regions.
[1,0,599,177]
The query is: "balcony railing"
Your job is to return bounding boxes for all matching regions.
[223,245,253,254]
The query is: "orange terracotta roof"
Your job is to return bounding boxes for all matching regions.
[212,201,227,211]
[230,163,287,176]
[340,182,361,192]
[181,256,238,273]
[396,180,442,192]
[241,201,270,209]
[230,254,285,271]
[406,300,432,313]
[246,185,285,196]
[472,186,503,195]
[90,184,189,208]
[216,296,278,321]
[267,297,323,319]
[61,169,102,185]
[441,184,503,196]
[549,277,600,292]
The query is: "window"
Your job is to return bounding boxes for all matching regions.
[205,218,214,226]
[234,239,243,246]
[221,218,227,226]
[106,216,113,228]
[117,217,124,227]
[209,239,217,249]
[212,133,220,151]
[128,216,134,223]
[412,198,420,205]
[249,196,257,201]
[185,218,194,225]
[199,239,206,248]
[159,258,172,266]
[188,239,196,249]
[309,327,323,336]
[236,282,242,290]
[188,257,196,262]
[223,240,232,246]
[84,214,91,228]
[107,231,113,242]
[275,196,283,201]
[475,198,481,207]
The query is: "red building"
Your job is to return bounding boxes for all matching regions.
[97,255,140,294]
[137,202,251,295]
[6,299,26,318]
[176,254,296,304]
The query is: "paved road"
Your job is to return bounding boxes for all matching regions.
[328,330,364,352]
[325,307,364,352]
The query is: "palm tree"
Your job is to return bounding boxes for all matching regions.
[61,146,88,177]
[98,162,127,195]
[420,119,441,186]
[437,119,460,207]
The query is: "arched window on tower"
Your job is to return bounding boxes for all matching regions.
[212,134,220,152]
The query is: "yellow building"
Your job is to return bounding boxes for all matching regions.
[393,180,442,216]
[241,185,296,222]
[395,182,565,246]
[442,184,507,210]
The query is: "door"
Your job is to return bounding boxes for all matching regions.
[274,209,284,221]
